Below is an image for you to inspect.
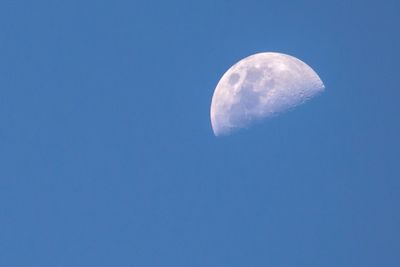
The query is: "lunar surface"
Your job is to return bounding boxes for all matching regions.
[210,52,325,136]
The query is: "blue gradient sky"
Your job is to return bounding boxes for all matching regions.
[1,0,399,266]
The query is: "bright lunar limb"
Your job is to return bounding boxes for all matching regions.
[210,52,325,136]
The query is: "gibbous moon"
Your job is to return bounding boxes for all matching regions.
[210,52,325,136]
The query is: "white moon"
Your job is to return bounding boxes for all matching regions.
[210,52,325,136]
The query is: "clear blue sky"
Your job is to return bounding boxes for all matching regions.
[1,0,399,266]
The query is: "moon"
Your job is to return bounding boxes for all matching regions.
[210,52,325,136]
